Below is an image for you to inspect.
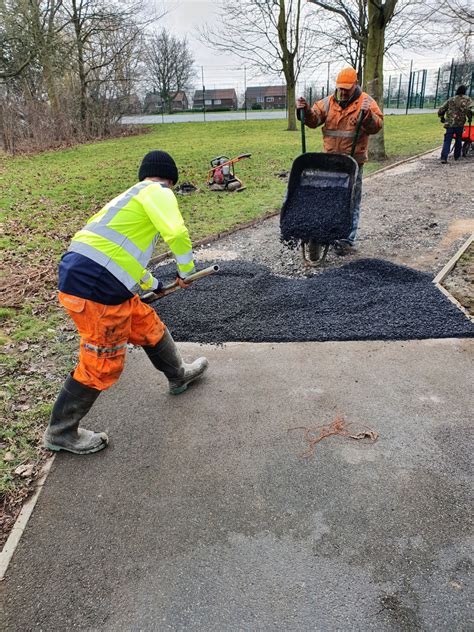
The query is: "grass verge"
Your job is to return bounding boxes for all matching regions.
[0,114,441,546]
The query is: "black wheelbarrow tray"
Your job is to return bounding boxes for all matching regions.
[280,152,359,265]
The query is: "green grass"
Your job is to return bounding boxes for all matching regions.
[0,114,441,538]
[0,115,442,253]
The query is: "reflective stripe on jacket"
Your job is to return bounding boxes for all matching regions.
[302,92,383,164]
[68,181,195,293]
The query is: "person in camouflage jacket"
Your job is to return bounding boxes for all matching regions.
[438,85,473,163]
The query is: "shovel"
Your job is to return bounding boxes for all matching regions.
[141,264,219,303]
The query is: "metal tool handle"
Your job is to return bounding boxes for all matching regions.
[350,109,366,158]
[300,107,306,154]
[141,264,219,303]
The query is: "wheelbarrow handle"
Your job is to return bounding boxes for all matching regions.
[301,107,306,154]
[351,109,366,158]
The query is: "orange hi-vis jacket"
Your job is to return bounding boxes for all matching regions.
[302,91,383,165]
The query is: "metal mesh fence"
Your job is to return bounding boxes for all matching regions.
[125,59,473,120]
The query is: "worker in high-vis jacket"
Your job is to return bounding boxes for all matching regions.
[44,150,208,455]
[296,67,383,255]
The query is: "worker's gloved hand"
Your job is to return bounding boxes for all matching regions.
[440,116,446,124]
[176,276,192,289]
[468,112,473,123]
[296,97,308,110]
[360,95,370,117]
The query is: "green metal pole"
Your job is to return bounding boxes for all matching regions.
[447,59,454,98]
[420,69,427,109]
[434,68,440,109]
[451,63,457,97]
[397,73,402,109]
[405,60,413,115]
[415,70,421,108]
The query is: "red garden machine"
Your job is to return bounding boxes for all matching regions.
[207,153,251,191]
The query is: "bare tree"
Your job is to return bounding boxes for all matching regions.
[423,0,473,60]
[307,1,368,79]
[144,28,194,114]
[0,0,164,151]
[307,0,405,159]
[200,0,320,131]
[61,0,149,132]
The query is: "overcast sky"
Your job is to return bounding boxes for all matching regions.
[154,0,458,94]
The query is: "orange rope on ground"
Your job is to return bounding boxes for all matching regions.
[288,415,379,459]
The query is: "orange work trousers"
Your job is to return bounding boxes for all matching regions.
[59,292,166,390]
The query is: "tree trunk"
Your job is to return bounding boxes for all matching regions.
[364,1,390,161]
[286,82,297,131]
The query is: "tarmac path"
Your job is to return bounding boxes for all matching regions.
[1,341,473,631]
[1,150,473,631]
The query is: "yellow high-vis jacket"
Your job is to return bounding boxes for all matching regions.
[68,181,195,293]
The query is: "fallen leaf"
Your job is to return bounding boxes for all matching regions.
[4,451,15,462]
[14,463,34,477]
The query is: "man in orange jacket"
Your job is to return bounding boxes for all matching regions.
[296,67,383,255]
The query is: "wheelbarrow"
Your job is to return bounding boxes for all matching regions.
[280,106,363,266]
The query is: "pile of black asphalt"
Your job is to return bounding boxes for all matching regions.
[150,259,474,344]
[280,186,352,245]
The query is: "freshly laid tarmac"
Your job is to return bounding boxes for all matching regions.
[151,259,474,343]
[2,339,473,631]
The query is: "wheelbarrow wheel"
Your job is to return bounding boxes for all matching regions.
[302,240,330,267]
[308,239,323,261]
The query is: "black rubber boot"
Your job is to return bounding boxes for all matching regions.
[43,374,108,454]
[143,327,208,395]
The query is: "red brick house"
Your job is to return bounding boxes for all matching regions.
[193,88,238,110]
[173,91,188,111]
[245,85,287,109]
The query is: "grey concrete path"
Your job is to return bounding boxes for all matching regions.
[122,108,434,125]
[2,339,473,631]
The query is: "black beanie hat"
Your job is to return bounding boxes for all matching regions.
[138,150,179,184]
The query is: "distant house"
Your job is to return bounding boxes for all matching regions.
[193,88,238,110]
[245,85,286,109]
[143,91,189,114]
[118,93,142,115]
[143,92,163,114]
[173,91,189,111]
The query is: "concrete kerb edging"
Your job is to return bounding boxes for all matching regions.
[0,144,448,580]
[0,456,55,580]
[149,146,442,267]
[433,232,474,323]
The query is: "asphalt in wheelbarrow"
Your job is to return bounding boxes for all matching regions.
[150,259,474,344]
[280,185,352,245]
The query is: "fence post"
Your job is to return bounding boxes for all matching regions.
[419,69,427,109]
[416,70,421,107]
[244,66,247,120]
[387,75,392,108]
[201,66,206,122]
[327,61,330,97]
[447,59,454,98]
[470,70,474,97]
[397,73,402,109]
[451,63,457,97]
[405,60,413,115]
[434,68,440,108]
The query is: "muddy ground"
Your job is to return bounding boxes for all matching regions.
[190,151,474,304]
